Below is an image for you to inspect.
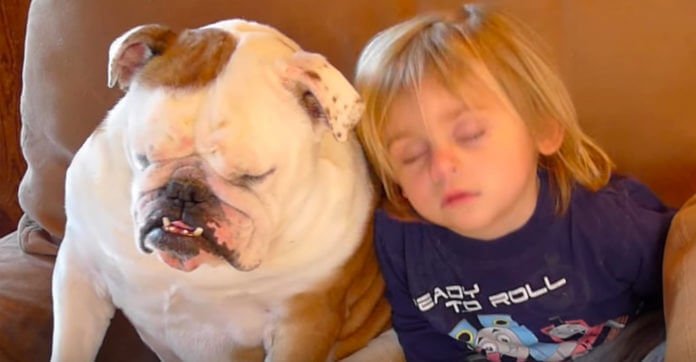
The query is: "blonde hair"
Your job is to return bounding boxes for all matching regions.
[355,4,613,219]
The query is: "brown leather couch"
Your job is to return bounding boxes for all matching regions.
[2,0,695,361]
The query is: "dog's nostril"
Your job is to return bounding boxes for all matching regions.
[165,179,210,203]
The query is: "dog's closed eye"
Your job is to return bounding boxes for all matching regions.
[236,168,276,187]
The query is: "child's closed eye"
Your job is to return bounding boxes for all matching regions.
[401,153,425,165]
[396,142,428,165]
[453,117,486,145]
[455,129,485,144]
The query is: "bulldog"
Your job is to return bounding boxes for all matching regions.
[50,19,403,362]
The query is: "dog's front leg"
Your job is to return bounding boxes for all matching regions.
[51,232,115,362]
[264,294,342,362]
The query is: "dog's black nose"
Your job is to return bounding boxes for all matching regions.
[165,178,211,204]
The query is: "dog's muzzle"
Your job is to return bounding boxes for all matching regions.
[138,177,238,271]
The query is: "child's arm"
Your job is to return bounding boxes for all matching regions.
[374,218,479,361]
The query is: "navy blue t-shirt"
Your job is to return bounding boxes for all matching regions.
[374,173,675,361]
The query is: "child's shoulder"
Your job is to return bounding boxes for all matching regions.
[373,209,433,247]
[571,174,670,215]
[568,175,675,289]
[374,208,422,234]
[568,174,675,246]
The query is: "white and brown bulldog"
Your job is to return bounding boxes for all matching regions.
[51,19,402,362]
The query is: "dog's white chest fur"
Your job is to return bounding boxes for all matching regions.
[112,268,268,354]
[110,267,275,359]
[118,281,269,359]
[74,210,362,360]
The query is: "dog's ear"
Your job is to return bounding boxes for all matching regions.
[281,52,364,142]
[108,24,177,91]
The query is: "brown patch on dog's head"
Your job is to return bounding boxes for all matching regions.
[139,28,237,89]
[109,25,236,90]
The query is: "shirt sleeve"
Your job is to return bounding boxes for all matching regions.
[374,214,478,362]
[599,176,676,303]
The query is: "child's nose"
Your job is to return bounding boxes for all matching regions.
[428,147,460,183]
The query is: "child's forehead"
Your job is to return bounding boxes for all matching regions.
[393,67,512,112]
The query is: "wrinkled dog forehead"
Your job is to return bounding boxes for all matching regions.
[109,18,364,143]
[108,19,299,90]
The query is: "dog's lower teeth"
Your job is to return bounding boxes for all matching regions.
[162,224,203,237]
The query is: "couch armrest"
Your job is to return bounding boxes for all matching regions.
[663,195,696,360]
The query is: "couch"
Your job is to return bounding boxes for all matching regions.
[2,0,695,361]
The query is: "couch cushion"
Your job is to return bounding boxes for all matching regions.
[0,231,158,361]
[0,231,53,361]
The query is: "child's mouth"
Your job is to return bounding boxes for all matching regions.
[442,191,480,207]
